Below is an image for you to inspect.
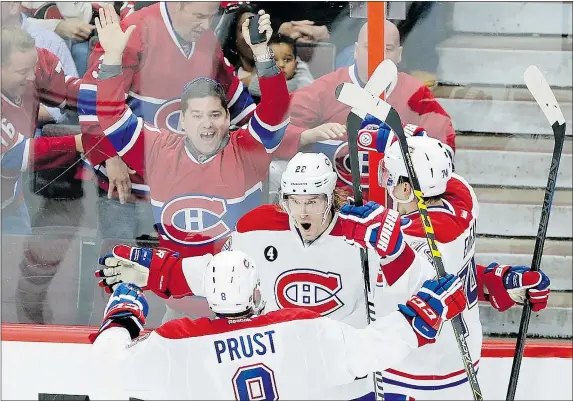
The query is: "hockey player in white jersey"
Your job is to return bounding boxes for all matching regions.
[89,249,468,400]
[340,116,552,399]
[96,143,551,400]
[97,151,428,400]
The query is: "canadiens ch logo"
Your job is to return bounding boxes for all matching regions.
[160,195,230,245]
[274,269,344,316]
[333,142,369,188]
[154,98,184,134]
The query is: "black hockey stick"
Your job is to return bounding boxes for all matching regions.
[344,59,398,401]
[336,81,483,401]
[506,65,567,401]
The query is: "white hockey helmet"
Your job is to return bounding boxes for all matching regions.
[381,136,453,203]
[203,250,265,316]
[280,152,338,204]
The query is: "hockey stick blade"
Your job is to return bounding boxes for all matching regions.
[506,66,567,401]
[524,65,566,127]
[336,82,392,122]
[364,59,399,98]
[336,82,483,401]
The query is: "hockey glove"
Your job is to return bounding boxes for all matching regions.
[479,263,550,312]
[339,201,405,258]
[357,114,427,153]
[89,282,149,342]
[96,245,181,299]
[399,274,466,346]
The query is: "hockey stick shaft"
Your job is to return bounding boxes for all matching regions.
[383,108,483,401]
[344,60,398,401]
[346,110,385,400]
[506,66,567,401]
[336,82,483,400]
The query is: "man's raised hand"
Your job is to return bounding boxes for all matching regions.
[95,3,136,65]
[241,10,273,53]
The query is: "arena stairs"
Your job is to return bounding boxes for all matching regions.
[434,1,572,338]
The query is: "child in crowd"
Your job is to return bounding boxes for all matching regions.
[248,34,314,98]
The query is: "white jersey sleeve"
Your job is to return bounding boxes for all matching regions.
[90,328,170,400]
[332,310,418,381]
[372,242,436,318]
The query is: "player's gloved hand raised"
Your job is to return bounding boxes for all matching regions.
[399,274,466,346]
[96,245,181,299]
[481,263,550,312]
[356,114,427,153]
[339,201,405,258]
[89,282,149,342]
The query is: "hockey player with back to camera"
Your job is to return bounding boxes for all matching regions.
[96,129,551,400]
[89,249,467,399]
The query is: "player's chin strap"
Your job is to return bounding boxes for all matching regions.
[387,184,415,205]
[184,134,230,164]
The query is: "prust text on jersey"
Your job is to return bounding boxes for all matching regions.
[214,330,276,363]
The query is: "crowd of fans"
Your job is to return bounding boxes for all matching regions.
[1,1,456,325]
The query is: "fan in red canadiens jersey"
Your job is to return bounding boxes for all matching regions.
[80,1,258,243]
[1,26,85,234]
[79,5,299,259]
[94,134,551,400]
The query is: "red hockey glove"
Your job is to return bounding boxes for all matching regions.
[478,263,551,312]
[399,274,466,346]
[357,114,427,153]
[339,201,404,258]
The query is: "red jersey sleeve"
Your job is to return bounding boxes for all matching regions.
[388,73,456,153]
[211,39,256,126]
[80,15,144,167]
[1,126,77,173]
[234,72,297,177]
[34,48,81,110]
[272,74,335,159]
[79,73,164,177]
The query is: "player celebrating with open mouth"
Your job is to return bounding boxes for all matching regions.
[95,135,552,400]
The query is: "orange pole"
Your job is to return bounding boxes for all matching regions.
[367,2,387,206]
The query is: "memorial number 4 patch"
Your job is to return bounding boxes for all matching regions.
[264,246,278,262]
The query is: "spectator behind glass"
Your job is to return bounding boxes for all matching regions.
[248,34,314,99]
[1,27,84,235]
[254,2,363,60]
[218,3,259,88]
[20,1,98,76]
[80,1,256,246]
[2,1,78,125]
[79,5,299,321]
[218,5,314,100]
[268,21,456,202]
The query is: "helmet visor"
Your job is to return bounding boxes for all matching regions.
[282,195,329,215]
[378,158,395,189]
